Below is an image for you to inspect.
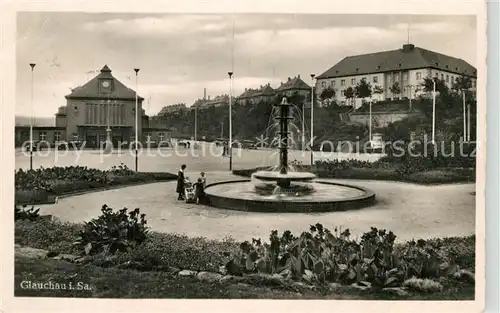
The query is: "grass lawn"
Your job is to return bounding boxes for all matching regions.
[15,256,474,300]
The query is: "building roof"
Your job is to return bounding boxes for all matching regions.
[237,88,260,99]
[254,84,275,96]
[276,75,311,91]
[316,44,477,79]
[65,65,144,100]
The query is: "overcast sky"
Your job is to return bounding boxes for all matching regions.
[16,12,476,117]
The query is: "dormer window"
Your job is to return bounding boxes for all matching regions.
[435,62,439,66]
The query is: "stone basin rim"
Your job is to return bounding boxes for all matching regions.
[204,179,377,212]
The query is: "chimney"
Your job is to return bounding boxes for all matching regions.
[203,88,207,100]
[298,74,300,79]
[402,43,415,52]
[208,95,211,101]
[288,77,291,81]
[245,88,247,91]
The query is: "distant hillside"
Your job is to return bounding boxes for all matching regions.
[15,116,55,126]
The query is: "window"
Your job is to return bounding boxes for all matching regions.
[441,74,444,80]
[403,73,408,81]
[85,104,91,124]
[373,76,378,83]
[341,79,346,86]
[100,103,106,124]
[416,72,422,80]
[93,104,98,125]
[362,77,367,81]
[446,75,449,82]
[351,78,356,85]
[341,90,345,96]
[434,72,439,77]
[331,80,335,87]
[39,132,47,141]
[54,132,61,142]
[321,81,326,88]
[159,133,165,141]
[394,74,399,81]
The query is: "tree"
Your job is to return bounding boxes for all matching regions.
[389,82,401,99]
[421,77,448,94]
[354,78,372,102]
[344,87,355,105]
[319,87,336,107]
[452,75,472,92]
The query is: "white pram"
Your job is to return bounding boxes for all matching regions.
[183,178,196,203]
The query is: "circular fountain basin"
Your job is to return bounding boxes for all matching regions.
[204,180,376,213]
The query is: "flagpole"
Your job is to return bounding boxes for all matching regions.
[29,63,36,170]
[134,68,140,172]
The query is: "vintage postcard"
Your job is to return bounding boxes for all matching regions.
[0,0,487,312]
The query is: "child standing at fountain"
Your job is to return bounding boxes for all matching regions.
[194,172,207,204]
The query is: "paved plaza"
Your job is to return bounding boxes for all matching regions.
[16,147,475,242]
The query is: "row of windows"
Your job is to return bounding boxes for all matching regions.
[84,103,127,126]
[37,132,62,142]
[320,71,477,90]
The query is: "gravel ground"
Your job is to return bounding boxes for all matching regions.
[37,171,476,243]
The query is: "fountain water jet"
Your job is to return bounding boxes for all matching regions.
[204,97,376,212]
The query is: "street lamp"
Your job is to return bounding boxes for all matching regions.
[228,71,233,171]
[29,63,36,170]
[467,102,471,142]
[405,84,414,111]
[369,99,372,145]
[432,78,436,145]
[462,89,467,142]
[310,73,315,166]
[134,68,140,172]
[301,102,305,151]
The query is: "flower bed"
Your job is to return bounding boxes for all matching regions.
[15,165,178,205]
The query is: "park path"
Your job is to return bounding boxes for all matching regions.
[37,171,476,243]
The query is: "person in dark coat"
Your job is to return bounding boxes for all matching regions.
[176,164,187,200]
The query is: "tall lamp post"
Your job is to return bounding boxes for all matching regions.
[406,84,414,111]
[369,99,372,144]
[310,74,315,165]
[29,63,36,170]
[301,102,305,151]
[432,78,436,145]
[134,68,140,172]
[462,89,467,142]
[228,71,233,170]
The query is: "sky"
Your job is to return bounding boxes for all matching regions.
[16,12,477,118]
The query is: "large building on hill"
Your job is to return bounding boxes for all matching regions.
[315,43,477,108]
[15,65,171,147]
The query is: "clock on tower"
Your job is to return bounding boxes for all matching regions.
[100,80,112,93]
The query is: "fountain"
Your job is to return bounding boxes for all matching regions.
[204,97,376,212]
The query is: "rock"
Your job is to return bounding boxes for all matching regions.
[328,282,342,292]
[383,287,409,296]
[178,270,197,277]
[349,281,372,291]
[15,247,48,259]
[453,269,475,283]
[52,254,80,262]
[74,256,93,264]
[291,281,316,291]
[219,275,247,284]
[197,271,223,282]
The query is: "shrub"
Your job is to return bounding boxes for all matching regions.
[224,224,467,289]
[14,205,40,221]
[74,205,149,256]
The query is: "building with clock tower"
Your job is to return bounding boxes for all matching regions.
[57,65,147,148]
